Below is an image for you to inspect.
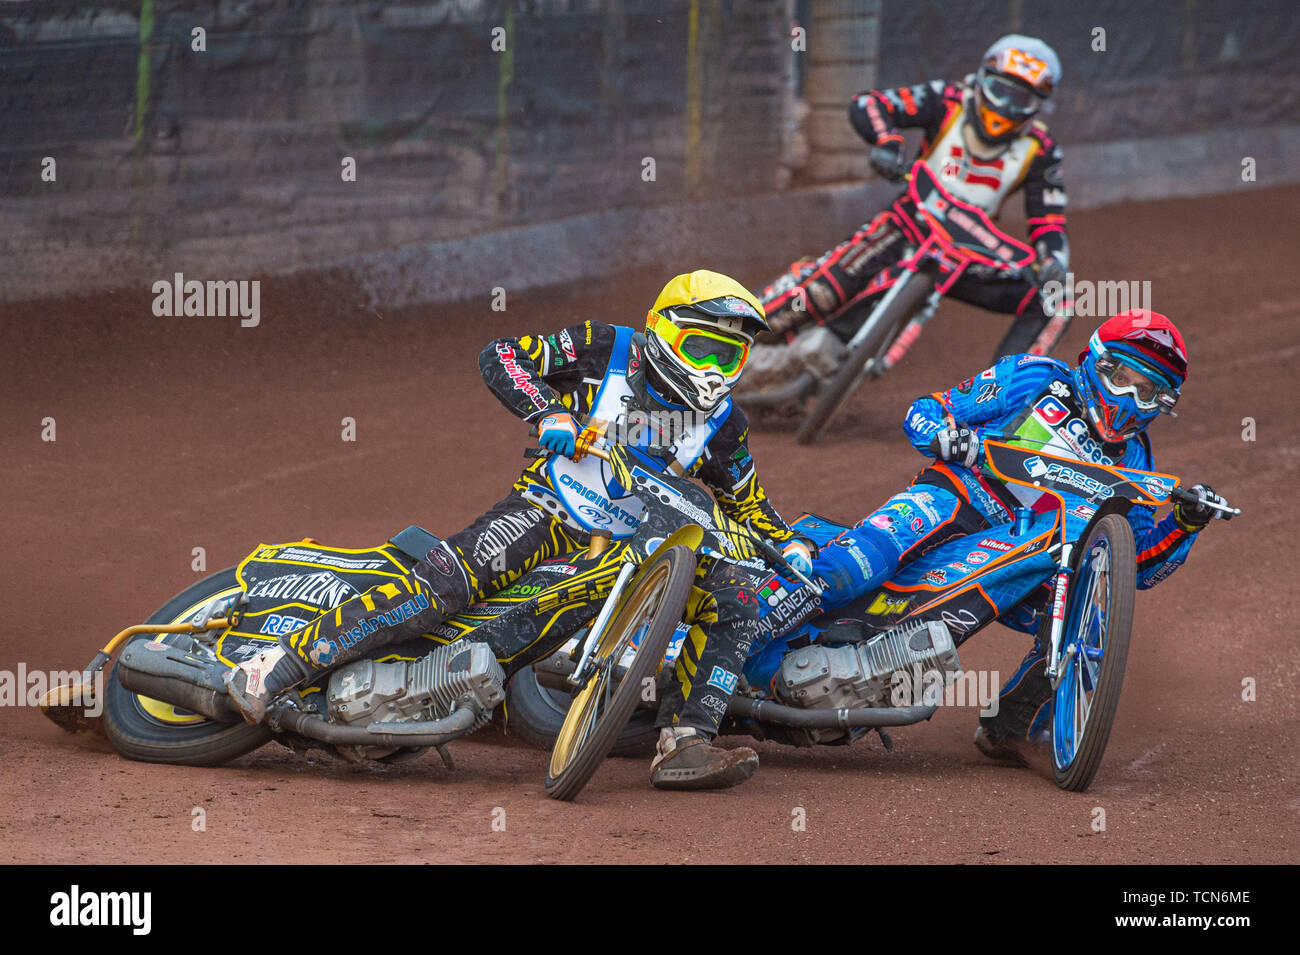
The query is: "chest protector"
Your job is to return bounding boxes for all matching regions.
[546,325,732,539]
[921,92,1039,216]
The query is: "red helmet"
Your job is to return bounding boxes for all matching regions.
[1075,310,1188,442]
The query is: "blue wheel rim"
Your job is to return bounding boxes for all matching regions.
[1053,533,1111,770]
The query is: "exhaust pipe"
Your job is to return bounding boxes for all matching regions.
[728,695,936,728]
[120,641,484,745]
[118,642,242,723]
[272,707,477,748]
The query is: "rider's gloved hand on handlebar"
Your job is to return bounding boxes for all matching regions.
[537,412,579,459]
[781,539,814,576]
[869,138,908,183]
[929,426,982,468]
[1174,483,1226,531]
[1032,254,1068,291]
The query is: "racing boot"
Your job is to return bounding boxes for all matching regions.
[224,642,310,726]
[649,726,758,791]
[973,648,1053,765]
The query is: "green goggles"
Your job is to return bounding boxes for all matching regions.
[647,311,750,376]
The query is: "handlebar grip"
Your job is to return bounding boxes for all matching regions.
[1169,485,1239,519]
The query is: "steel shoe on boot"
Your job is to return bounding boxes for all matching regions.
[649,727,758,791]
[973,725,1022,763]
[975,649,1054,764]
[224,643,309,725]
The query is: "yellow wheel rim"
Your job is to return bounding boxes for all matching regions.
[548,559,671,779]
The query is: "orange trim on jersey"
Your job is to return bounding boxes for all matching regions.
[1138,527,1186,565]
[908,581,999,619]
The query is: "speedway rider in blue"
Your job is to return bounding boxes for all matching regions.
[808,310,1227,759]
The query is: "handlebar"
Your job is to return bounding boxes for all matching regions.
[529,422,824,593]
[747,527,825,596]
[1170,485,1240,519]
[979,431,1240,519]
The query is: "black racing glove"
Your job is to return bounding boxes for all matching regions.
[1174,483,1226,532]
[928,427,982,468]
[1032,255,1068,291]
[869,139,908,183]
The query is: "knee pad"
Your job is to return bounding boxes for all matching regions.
[814,530,896,609]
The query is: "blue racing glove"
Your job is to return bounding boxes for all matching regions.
[537,412,578,459]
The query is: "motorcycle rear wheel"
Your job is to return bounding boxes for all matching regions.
[504,666,659,757]
[1051,514,1136,791]
[544,545,697,801]
[103,568,271,765]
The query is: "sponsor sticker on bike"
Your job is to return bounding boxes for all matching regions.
[867,592,910,616]
[979,538,1015,552]
[259,613,308,636]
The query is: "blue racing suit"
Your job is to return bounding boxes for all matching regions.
[809,353,1203,742]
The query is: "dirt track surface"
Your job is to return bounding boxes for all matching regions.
[2,185,1297,865]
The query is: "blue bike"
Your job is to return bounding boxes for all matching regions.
[533,436,1238,792]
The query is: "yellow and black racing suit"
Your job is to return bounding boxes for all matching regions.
[282,320,797,735]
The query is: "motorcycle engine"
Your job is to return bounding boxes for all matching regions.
[776,619,961,744]
[326,641,505,737]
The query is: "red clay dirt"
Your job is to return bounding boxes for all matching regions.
[1,185,1296,864]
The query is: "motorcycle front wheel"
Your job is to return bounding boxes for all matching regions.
[102,568,271,765]
[544,545,697,801]
[1050,514,1136,791]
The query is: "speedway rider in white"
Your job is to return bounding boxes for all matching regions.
[749,35,1072,389]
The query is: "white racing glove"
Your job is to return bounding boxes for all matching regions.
[929,427,982,468]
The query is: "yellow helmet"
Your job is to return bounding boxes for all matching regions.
[643,270,767,413]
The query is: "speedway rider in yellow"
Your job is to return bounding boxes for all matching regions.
[226,271,813,791]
